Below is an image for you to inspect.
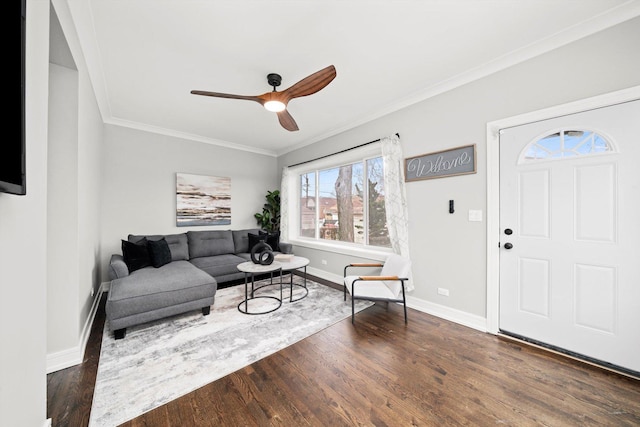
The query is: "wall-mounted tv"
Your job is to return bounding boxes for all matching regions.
[1,0,27,195]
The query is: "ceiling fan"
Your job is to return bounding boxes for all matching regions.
[191,65,336,132]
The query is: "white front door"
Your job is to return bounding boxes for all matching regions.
[499,99,640,374]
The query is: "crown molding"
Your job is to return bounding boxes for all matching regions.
[105,117,278,157]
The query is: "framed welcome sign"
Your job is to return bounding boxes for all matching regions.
[404,144,476,182]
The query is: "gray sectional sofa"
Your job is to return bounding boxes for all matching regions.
[106,228,291,339]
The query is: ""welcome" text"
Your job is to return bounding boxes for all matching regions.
[406,151,472,178]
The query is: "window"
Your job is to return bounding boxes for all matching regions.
[521,129,613,163]
[297,156,390,248]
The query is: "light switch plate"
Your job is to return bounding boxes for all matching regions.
[468,209,483,222]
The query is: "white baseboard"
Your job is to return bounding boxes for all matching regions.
[406,296,487,332]
[306,266,487,332]
[46,346,82,374]
[101,280,111,292]
[306,266,344,285]
[44,418,52,427]
[46,284,106,374]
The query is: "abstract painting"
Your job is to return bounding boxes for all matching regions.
[176,173,231,226]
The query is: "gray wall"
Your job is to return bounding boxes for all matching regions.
[0,6,104,426]
[46,3,105,371]
[47,61,104,357]
[99,125,279,281]
[0,1,49,425]
[278,17,640,318]
[47,63,80,353]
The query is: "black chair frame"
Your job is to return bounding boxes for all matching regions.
[343,263,408,324]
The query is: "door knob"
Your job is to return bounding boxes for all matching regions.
[504,228,513,235]
[504,242,513,249]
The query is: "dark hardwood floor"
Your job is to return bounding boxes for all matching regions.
[48,277,640,426]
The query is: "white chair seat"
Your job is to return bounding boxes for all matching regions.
[343,253,412,324]
[344,276,401,299]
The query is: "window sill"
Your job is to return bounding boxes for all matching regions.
[287,238,392,261]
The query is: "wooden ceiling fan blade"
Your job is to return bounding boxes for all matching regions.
[277,109,299,132]
[283,65,336,99]
[192,67,335,131]
[190,90,263,104]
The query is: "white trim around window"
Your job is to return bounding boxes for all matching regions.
[288,236,392,261]
[282,141,393,258]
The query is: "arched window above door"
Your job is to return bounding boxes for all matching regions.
[519,129,614,163]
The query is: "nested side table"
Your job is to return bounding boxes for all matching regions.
[278,256,310,302]
[236,261,283,315]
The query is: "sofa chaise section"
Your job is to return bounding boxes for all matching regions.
[106,260,216,339]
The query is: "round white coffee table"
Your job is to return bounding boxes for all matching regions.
[278,256,310,302]
[236,261,283,315]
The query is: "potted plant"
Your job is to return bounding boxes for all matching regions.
[254,190,280,233]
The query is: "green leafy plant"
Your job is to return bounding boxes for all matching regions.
[254,190,281,233]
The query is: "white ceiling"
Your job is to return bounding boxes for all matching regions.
[63,0,640,156]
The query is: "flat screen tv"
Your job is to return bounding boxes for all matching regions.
[1,0,27,195]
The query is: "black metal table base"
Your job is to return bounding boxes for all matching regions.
[238,269,283,315]
[286,266,309,302]
[271,266,309,302]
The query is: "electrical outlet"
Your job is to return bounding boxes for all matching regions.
[321,259,328,265]
[468,209,483,222]
[437,287,450,297]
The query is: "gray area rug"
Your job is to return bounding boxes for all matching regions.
[89,276,372,426]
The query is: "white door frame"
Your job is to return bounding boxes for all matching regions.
[485,85,640,334]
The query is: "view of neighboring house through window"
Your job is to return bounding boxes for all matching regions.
[298,157,390,248]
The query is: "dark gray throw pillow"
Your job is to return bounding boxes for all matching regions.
[121,238,151,272]
[248,233,267,251]
[147,237,172,268]
[260,230,280,252]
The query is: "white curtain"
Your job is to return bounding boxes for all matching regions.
[279,166,291,243]
[381,135,414,291]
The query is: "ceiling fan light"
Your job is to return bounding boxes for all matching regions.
[264,100,286,112]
